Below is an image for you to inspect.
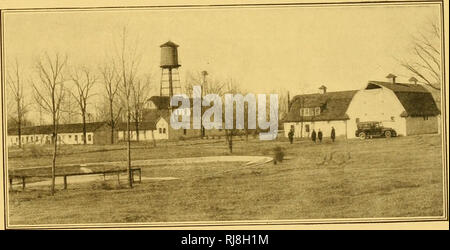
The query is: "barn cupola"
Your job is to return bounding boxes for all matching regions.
[386,73,397,84]
[409,77,418,85]
[319,85,327,94]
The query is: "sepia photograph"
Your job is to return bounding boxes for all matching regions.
[0,0,448,230]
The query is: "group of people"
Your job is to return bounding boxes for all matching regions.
[288,126,336,144]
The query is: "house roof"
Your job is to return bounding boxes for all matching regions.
[148,96,171,110]
[7,122,109,136]
[367,81,440,117]
[284,90,357,122]
[147,95,194,110]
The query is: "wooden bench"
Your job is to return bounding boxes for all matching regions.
[9,167,142,191]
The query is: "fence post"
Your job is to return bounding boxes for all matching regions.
[22,177,25,190]
[117,171,120,185]
[63,176,67,190]
[9,178,13,191]
[139,169,142,183]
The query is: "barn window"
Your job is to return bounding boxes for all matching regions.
[88,135,92,141]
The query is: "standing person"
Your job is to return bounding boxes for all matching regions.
[288,128,294,144]
[331,126,336,142]
[311,129,316,143]
[318,129,323,143]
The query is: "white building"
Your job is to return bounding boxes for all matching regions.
[283,80,440,139]
[7,122,111,146]
[117,118,169,141]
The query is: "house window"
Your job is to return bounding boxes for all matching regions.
[305,124,310,133]
[163,128,166,134]
[31,137,34,142]
[69,135,72,139]
[88,134,92,141]
[423,116,429,120]
[159,128,162,134]
[183,129,187,135]
[303,108,309,116]
[315,107,321,116]
[391,116,395,122]
[75,135,78,141]
[16,137,18,142]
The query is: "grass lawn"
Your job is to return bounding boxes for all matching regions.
[7,134,445,225]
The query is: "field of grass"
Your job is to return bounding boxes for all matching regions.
[7,134,445,225]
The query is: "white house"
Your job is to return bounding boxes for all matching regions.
[283,89,357,139]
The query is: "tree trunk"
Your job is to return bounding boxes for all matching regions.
[127,109,132,188]
[135,116,140,142]
[51,119,57,195]
[110,101,115,144]
[151,130,156,147]
[82,110,87,145]
[17,102,22,148]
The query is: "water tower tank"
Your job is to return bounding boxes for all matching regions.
[160,41,180,69]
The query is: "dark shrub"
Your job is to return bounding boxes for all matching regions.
[273,146,285,164]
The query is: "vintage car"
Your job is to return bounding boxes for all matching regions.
[355,121,397,139]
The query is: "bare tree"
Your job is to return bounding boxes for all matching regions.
[398,19,441,91]
[114,26,142,188]
[70,67,97,144]
[32,52,67,195]
[100,62,122,144]
[222,78,242,153]
[130,74,151,142]
[6,59,30,148]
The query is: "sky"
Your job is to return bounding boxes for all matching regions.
[3,3,442,123]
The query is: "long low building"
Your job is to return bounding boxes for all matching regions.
[7,122,113,146]
[283,80,441,139]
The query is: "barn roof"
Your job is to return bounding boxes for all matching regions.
[7,122,109,136]
[366,81,440,117]
[284,90,357,122]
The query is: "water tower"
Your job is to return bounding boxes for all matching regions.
[160,41,181,98]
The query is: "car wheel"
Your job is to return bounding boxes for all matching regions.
[384,131,392,138]
[359,132,366,139]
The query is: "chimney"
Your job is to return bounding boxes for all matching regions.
[386,73,397,84]
[319,85,327,94]
[287,91,291,112]
[409,77,418,84]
